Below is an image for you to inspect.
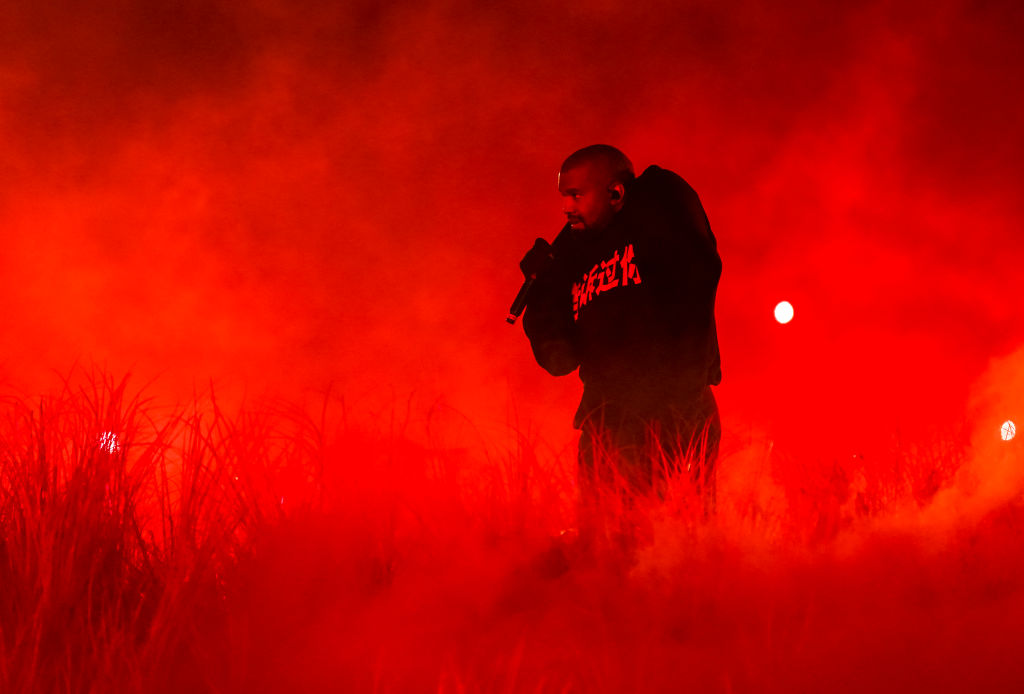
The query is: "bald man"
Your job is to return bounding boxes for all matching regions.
[520,145,722,514]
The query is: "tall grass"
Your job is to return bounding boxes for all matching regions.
[0,372,321,692]
[0,371,1021,692]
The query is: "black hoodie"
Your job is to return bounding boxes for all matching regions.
[523,165,721,428]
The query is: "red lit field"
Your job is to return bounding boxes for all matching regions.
[0,365,1022,692]
[3,1,1024,691]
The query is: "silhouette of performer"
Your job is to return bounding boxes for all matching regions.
[520,145,722,512]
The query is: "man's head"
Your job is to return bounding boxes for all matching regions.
[558,144,635,233]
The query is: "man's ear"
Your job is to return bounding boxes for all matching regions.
[608,182,626,210]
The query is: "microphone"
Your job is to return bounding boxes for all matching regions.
[506,275,536,324]
[506,224,571,325]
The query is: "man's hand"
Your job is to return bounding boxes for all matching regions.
[520,238,554,279]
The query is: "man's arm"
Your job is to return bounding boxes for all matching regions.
[521,241,580,377]
[637,166,721,316]
[635,166,723,385]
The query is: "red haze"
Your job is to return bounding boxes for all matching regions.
[2,1,1024,690]
[3,1,1022,452]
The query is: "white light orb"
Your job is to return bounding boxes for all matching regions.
[1001,420,1016,442]
[774,301,794,324]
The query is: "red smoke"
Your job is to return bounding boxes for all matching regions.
[3,1,1024,690]
[3,0,1021,453]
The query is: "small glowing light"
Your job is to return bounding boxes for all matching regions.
[774,301,794,324]
[98,432,120,454]
[1001,420,1016,441]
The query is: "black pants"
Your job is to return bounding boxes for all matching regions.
[577,386,720,514]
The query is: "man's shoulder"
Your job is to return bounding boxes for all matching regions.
[636,165,695,194]
[632,165,701,213]
[639,164,676,179]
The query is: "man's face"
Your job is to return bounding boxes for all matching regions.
[558,164,618,233]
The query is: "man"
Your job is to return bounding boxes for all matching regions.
[520,144,722,513]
